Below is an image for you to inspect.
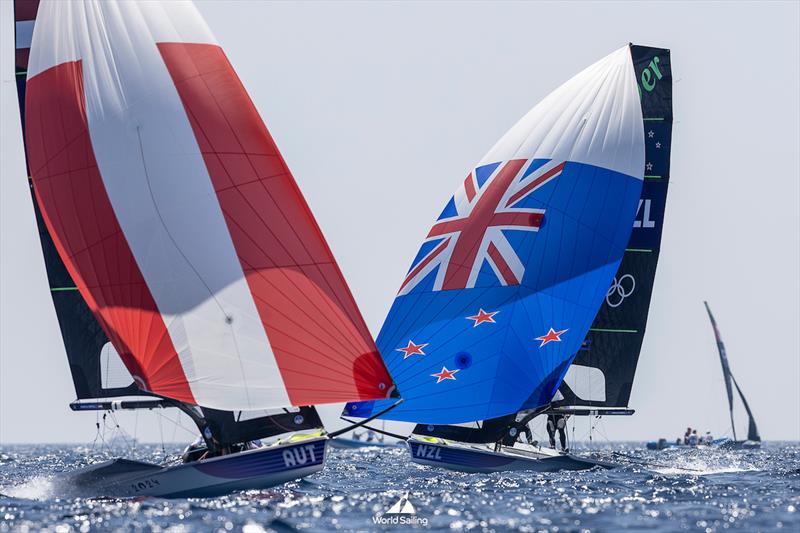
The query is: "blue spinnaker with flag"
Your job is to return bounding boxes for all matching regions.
[347,45,646,424]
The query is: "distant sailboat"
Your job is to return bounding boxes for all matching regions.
[14,0,394,497]
[704,301,761,447]
[344,44,673,472]
[648,302,761,450]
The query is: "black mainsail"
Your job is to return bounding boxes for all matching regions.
[704,301,760,442]
[14,0,140,401]
[554,45,673,412]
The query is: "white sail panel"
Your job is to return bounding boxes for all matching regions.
[481,46,644,180]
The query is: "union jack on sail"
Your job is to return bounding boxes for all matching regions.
[399,159,565,294]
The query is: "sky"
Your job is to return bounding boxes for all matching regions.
[1,1,798,445]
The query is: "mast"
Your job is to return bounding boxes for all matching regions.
[704,301,737,440]
[554,44,673,412]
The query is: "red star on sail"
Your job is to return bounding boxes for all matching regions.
[396,340,428,359]
[535,327,568,348]
[431,366,460,383]
[466,309,498,327]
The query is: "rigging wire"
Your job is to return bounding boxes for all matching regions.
[133,410,139,451]
[157,406,166,458]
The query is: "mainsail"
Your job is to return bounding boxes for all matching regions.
[555,45,673,410]
[704,301,760,442]
[20,0,392,412]
[348,45,645,424]
[14,0,139,400]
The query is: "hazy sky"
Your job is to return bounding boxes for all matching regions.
[1,1,798,445]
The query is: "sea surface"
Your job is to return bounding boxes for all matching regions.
[0,442,797,532]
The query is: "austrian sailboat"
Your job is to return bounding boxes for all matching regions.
[647,302,761,450]
[14,0,394,497]
[344,44,673,473]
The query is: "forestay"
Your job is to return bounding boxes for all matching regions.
[23,0,392,411]
[347,45,645,424]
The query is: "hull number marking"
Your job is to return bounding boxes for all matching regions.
[282,444,318,467]
[414,444,443,460]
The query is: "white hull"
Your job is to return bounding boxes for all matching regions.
[63,437,328,498]
[407,437,614,473]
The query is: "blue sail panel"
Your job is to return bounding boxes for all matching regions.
[346,160,641,424]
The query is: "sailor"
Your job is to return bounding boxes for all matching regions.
[688,429,699,446]
[181,435,207,463]
[546,414,569,452]
[246,439,263,450]
[366,429,377,442]
[683,427,692,445]
[522,422,535,445]
[704,431,713,445]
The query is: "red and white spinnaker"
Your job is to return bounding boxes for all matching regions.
[24,0,392,410]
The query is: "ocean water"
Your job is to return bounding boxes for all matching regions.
[0,442,798,532]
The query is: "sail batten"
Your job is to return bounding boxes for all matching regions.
[22,0,392,411]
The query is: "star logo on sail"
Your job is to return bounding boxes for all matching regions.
[431,367,459,383]
[466,309,498,327]
[535,328,568,347]
[396,340,428,359]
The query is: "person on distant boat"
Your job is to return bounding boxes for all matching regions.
[546,414,569,452]
[704,431,713,445]
[366,429,377,442]
[688,429,699,446]
[683,427,692,445]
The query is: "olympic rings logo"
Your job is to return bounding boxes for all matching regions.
[606,274,635,308]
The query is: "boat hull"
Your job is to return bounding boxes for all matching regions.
[65,437,328,498]
[406,438,613,473]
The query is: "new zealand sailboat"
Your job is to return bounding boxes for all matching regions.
[344,44,672,473]
[14,0,394,497]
